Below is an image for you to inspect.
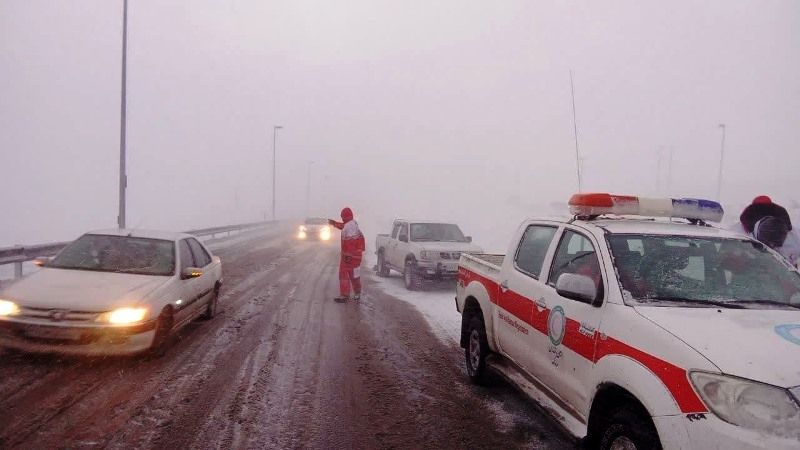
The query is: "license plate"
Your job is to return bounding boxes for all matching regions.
[24,326,83,341]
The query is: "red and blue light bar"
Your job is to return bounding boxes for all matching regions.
[568,193,724,222]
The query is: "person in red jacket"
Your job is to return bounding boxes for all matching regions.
[329,207,366,301]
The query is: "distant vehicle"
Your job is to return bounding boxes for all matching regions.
[298,217,332,241]
[375,219,482,290]
[456,193,800,450]
[0,229,223,356]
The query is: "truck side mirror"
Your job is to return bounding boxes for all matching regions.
[555,273,597,305]
[466,236,473,243]
[399,234,408,243]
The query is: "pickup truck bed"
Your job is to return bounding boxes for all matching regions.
[468,253,504,268]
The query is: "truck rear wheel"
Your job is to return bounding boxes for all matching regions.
[377,251,390,277]
[465,314,490,385]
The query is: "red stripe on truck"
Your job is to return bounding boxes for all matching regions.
[459,266,708,414]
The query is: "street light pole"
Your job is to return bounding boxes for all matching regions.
[272,125,283,221]
[716,124,726,201]
[117,0,129,229]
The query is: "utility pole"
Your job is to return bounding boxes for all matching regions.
[117,0,129,229]
[272,125,283,221]
[570,70,582,192]
[716,124,726,201]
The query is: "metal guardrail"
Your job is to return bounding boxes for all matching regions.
[0,221,275,279]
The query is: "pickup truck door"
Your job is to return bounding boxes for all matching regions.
[392,222,410,268]
[497,224,559,376]
[537,227,606,415]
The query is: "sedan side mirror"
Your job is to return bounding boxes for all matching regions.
[181,267,203,280]
[466,236,473,243]
[33,256,54,267]
[555,273,597,305]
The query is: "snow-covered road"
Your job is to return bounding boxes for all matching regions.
[0,226,574,449]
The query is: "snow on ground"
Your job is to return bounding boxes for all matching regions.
[368,263,461,346]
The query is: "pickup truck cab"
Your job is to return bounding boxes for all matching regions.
[456,194,800,450]
[376,219,482,290]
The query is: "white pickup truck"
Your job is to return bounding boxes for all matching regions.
[375,219,482,290]
[456,193,800,450]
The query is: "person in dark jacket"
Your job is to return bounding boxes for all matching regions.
[329,207,366,301]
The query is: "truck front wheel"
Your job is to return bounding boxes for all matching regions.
[404,259,422,290]
[465,314,490,385]
[597,404,661,450]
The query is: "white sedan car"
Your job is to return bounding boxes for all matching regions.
[0,229,223,356]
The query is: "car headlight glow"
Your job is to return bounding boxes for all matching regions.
[98,307,148,325]
[298,230,307,239]
[690,371,800,438]
[320,227,331,240]
[0,299,20,317]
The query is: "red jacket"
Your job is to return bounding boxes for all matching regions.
[330,208,365,268]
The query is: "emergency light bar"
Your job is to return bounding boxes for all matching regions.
[568,193,724,222]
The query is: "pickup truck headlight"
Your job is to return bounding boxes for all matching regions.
[97,307,148,325]
[690,371,800,438]
[0,299,20,317]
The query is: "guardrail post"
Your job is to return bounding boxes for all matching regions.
[14,261,23,278]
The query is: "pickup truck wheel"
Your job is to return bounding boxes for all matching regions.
[465,314,490,385]
[598,405,661,450]
[200,285,219,320]
[377,252,390,277]
[404,260,422,290]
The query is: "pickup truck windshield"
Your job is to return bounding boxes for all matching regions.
[305,218,328,225]
[410,223,466,242]
[48,234,176,276]
[608,234,800,307]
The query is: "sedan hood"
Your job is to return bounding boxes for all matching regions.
[416,241,483,253]
[0,267,170,311]
[635,306,800,387]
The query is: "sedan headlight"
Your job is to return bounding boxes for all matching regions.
[690,371,800,438]
[97,307,148,325]
[0,299,20,317]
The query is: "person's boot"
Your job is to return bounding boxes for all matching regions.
[333,296,348,303]
[352,293,361,301]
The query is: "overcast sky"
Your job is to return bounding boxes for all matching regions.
[1,0,799,248]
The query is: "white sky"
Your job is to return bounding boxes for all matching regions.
[1,0,799,247]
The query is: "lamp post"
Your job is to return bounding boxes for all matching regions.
[716,124,726,201]
[272,125,283,220]
[117,0,129,229]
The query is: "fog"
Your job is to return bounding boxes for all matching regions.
[2,0,799,252]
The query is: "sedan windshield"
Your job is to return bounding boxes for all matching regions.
[49,234,176,276]
[608,234,800,307]
[410,223,466,242]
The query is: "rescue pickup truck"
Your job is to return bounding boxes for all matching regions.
[456,193,800,450]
